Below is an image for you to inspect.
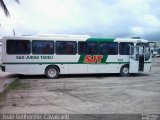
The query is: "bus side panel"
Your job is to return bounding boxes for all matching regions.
[27,64,69,75]
[69,64,87,74]
[88,64,121,73]
[54,55,81,74]
[143,63,151,72]
[5,65,28,74]
[144,55,152,72]
[87,55,129,73]
[27,64,46,75]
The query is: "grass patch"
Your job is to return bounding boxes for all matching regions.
[0,91,7,98]
[0,78,30,108]
[0,78,25,98]
[0,78,30,97]
[7,79,20,90]
[7,79,30,90]
[0,79,19,98]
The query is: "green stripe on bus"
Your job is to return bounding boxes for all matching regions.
[86,38,115,42]
[78,55,86,64]
[101,55,108,63]
[144,62,152,63]
[106,62,129,64]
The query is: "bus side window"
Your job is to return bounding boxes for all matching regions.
[110,43,118,55]
[78,42,87,55]
[99,42,118,55]
[56,42,66,54]
[87,42,98,55]
[7,40,31,54]
[32,41,54,54]
[56,41,77,55]
[78,42,98,55]
[119,42,134,55]
[66,42,77,55]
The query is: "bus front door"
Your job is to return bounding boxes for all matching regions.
[129,46,139,73]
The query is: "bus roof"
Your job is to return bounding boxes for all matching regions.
[115,38,148,43]
[3,35,90,41]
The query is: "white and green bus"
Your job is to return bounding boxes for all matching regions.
[1,35,151,78]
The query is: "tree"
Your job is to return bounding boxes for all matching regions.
[0,0,20,17]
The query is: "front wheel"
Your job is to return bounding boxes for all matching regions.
[120,65,129,77]
[45,66,59,79]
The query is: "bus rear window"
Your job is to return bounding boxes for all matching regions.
[32,41,54,54]
[7,40,31,54]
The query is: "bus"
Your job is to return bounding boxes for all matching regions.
[151,47,160,57]
[1,35,152,78]
[156,48,160,57]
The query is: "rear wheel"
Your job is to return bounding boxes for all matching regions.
[45,66,59,79]
[120,65,129,77]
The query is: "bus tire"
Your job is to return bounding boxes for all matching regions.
[45,66,59,79]
[120,65,129,77]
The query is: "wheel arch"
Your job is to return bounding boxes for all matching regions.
[120,64,129,72]
[45,65,60,74]
[120,64,130,76]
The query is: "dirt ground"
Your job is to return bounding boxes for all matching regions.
[0,58,160,114]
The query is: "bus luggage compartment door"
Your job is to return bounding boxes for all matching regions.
[129,46,139,73]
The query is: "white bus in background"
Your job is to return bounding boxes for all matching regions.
[151,47,157,57]
[1,35,152,78]
[151,47,160,57]
[156,48,160,57]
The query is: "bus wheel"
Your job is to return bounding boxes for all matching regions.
[45,66,59,79]
[120,65,129,77]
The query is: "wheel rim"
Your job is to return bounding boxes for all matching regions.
[123,67,129,75]
[48,68,57,77]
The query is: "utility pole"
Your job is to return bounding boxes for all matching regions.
[13,29,15,36]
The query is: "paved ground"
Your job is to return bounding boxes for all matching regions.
[0,58,160,114]
[0,72,15,93]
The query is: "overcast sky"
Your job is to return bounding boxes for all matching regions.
[0,0,160,40]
